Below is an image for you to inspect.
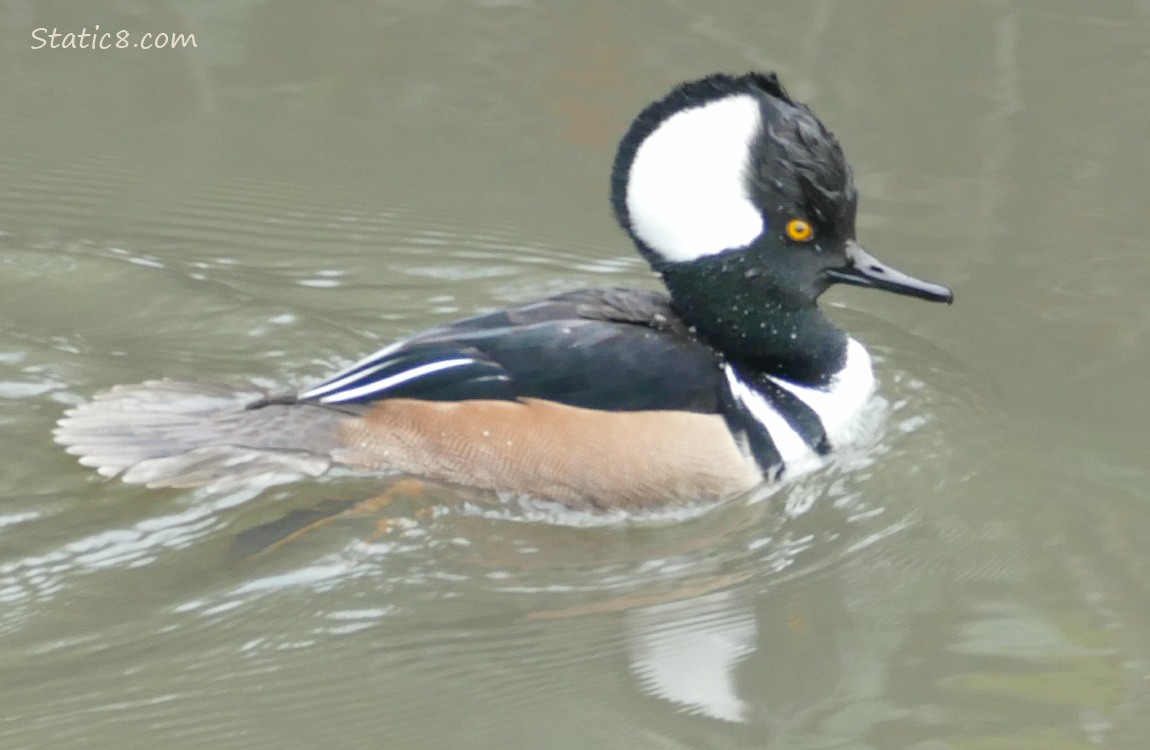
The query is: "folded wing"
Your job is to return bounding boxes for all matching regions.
[298,288,723,414]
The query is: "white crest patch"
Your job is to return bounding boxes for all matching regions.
[626,94,765,263]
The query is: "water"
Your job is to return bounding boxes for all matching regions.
[2,1,1150,747]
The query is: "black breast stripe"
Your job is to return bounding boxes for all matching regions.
[719,365,832,478]
[745,373,832,456]
[718,383,784,480]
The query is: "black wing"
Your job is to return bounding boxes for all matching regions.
[296,289,722,414]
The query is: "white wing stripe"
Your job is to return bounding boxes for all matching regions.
[317,357,475,403]
[298,341,407,399]
[300,360,394,399]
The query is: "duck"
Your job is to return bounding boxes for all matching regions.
[55,72,952,510]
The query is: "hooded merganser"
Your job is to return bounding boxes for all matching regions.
[55,72,952,510]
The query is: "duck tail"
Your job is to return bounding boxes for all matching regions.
[54,379,347,490]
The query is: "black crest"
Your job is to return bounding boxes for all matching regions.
[755,100,857,231]
[611,72,857,254]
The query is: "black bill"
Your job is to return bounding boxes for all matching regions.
[826,240,954,304]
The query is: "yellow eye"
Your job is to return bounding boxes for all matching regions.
[786,218,814,242]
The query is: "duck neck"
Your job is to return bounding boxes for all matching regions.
[659,260,848,386]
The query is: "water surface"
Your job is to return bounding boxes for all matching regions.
[2,2,1149,748]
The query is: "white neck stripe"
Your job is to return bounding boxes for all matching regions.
[764,338,876,447]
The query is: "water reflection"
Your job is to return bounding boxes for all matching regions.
[627,590,759,722]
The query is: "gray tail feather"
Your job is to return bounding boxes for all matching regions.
[54,380,348,490]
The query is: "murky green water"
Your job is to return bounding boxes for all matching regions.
[2,2,1149,748]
